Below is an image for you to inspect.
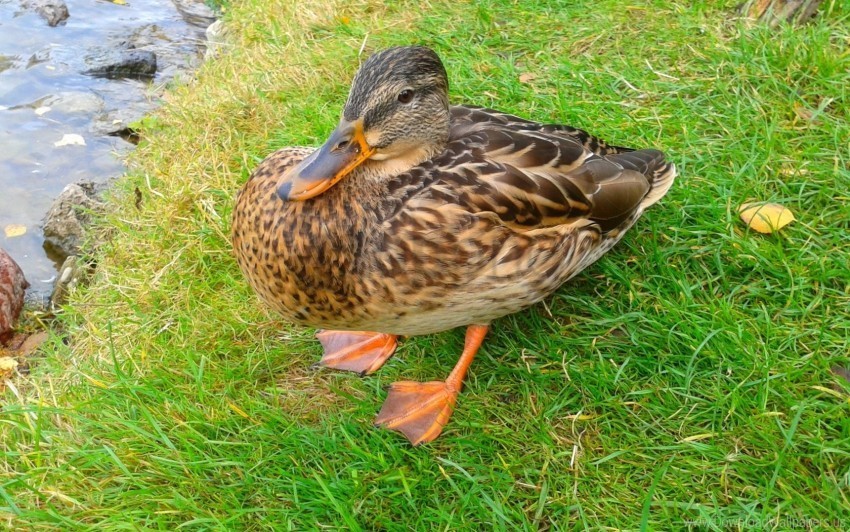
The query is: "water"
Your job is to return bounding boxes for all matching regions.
[0,0,207,299]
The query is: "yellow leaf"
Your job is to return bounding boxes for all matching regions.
[227,401,251,419]
[682,433,715,442]
[4,224,26,238]
[811,385,845,400]
[738,202,795,234]
[83,374,108,389]
[564,413,595,421]
[0,357,19,373]
[112,0,127,4]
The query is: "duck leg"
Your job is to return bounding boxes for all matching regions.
[316,330,398,375]
[375,324,488,445]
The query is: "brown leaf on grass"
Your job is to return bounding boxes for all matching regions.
[829,365,850,396]
[17,331,49,356]
[831,366,850,384]
[738,202,795,234]
[793,103,820,125]
[518,72,536,84]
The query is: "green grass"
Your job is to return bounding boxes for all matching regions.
[3,0,850,528]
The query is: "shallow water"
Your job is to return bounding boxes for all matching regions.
[0,0,205,300]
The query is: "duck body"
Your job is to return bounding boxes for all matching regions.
[232,46,675,445]
[233,105,674,336]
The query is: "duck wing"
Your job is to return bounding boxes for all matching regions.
[384,118,675,236]
[450,105,633,155]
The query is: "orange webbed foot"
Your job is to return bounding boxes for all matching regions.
[374,324,489,445]
[316,330,398,375]
[374,381,459,446]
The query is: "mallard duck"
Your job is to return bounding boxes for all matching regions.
[232,46,676,445]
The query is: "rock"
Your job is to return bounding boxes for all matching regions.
[205,20,229,60]
[84,48,157,80]
[50,255,83,308]
[54,133,86,147]
[21,0,70,27]
[43,91,105,116]
[0,249,29,346]
[122,23,205,85]
[42,181,103,258]
[90,104,152,137]
[171,0,217,28]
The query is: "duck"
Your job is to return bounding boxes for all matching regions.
[232,46,676,445]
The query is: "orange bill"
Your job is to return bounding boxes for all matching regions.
[277,118,375,201]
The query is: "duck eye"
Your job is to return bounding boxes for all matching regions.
[397,89,414,104]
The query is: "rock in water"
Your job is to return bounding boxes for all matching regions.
[50,255,83,308]
[22,0,70,27]
[42,181,103,258]
[0,249,29,346]
[205,20,229,60]
[172,0,217,28]
[84,48,157,79]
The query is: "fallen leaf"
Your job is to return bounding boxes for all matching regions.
[811,385,844,400]
[17,331,49,357]
[228,401,252,420]
[518,72,536,84]
[830,365,850,396]
[739,202,795,234]
[83,374,108,389]
[4,224,26,238]
[112,0,127,4]
[564,413,595,421]
[0,357,18,378]
[831,365,850,384]
[54,134,86,147]
[682,433,715,442]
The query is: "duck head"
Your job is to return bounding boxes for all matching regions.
[277,46,450,201]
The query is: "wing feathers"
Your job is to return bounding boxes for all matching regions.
[385,106,675,235]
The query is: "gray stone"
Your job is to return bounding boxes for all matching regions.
[44,91,105,115]
[90,104,151,137]
[204,20,229,60]
[84,48,157,79]
[42,181,103,258]
[50,255,82,308]
[123,23,203,85]
[171,0,217,28]
[0,248,29,346]
[21,0,69,27]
